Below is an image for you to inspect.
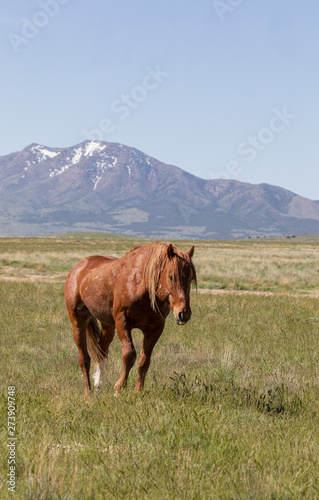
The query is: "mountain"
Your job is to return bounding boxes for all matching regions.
[0,140,319,239]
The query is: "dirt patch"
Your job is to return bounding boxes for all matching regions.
[196,288,319,298]
[197,288,274,296]
[1,275,318,297]
[0,274,65,283]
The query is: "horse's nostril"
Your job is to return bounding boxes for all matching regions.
[178,311,184,322]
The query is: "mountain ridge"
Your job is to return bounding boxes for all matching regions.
[0,140,319,239]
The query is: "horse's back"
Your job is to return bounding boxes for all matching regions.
[73,255,117,273]
[65,255,118,308]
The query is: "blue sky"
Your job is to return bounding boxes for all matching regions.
[1,0,318,200]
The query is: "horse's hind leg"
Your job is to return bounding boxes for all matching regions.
[93,324,115,389]
[69,311,91,397]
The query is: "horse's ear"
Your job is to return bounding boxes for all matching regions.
[188,246,195,258]
[167,243,175,260]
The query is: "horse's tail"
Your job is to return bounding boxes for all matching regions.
[86,317,106,363]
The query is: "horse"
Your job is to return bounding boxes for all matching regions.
[64,241,197,396]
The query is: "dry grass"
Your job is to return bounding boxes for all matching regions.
[193,238,319,293]
[1,234,319,294]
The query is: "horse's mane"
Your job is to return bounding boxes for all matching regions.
[142,242,197,311]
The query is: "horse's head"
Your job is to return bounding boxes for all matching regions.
[157,243,196,325]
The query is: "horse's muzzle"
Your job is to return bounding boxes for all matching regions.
[175,310,191,325]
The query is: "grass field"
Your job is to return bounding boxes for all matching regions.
[1,234,319,499]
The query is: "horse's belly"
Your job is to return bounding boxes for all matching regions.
[82,294,115,326]
[93,308,115,326]
[79,267,115,326]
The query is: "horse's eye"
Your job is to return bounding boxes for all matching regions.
[169,275,173,282]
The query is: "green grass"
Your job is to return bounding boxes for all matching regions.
[1,267,319,498]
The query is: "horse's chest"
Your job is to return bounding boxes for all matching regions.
[126,300,169,330]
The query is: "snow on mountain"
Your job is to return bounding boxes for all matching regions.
[83,141,106,157]
[28,144,61,163]
[71,146,83,165]
[25,141,120,184]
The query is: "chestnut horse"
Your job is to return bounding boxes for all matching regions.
[64,242,196,396]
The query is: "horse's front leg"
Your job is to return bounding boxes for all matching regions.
[136,326,163,392]
[114,313,136,393]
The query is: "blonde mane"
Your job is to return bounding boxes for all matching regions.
[143,242,197,311]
